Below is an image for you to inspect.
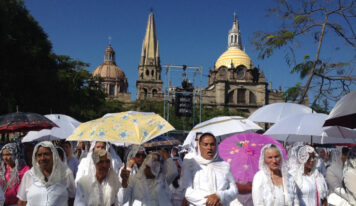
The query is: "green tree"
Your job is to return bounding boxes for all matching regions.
[252,0,356,106]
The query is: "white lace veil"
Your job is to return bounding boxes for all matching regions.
[258,144,292,205]
[0,143,26,191]
[32,141,69,187]
[289,145,328,199]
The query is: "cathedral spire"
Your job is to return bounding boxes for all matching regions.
[228,12,242,50]
[140,12,160,66]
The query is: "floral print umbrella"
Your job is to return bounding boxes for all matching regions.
[67,111,175,144]
[218,133,287,182]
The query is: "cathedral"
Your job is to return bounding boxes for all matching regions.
[92,12,284,114]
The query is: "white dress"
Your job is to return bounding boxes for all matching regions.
[184,160,237,206]
[169,179,185,206]
[252,170,293,206]
[118,158,178,206]
[17,170,76,206]
[296,175,318,206]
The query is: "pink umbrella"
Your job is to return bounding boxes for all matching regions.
[218,133,287,182]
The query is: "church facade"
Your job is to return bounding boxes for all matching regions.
[92,12,285,114]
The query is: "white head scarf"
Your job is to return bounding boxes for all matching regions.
[32,141,69,187]
[125,145,146,172]
[328,147,344,183]
[258,144,294,205]
[288,145,328,200]
[193,132,230,193]
[81,149,119,206]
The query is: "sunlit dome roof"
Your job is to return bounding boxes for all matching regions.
[93,64,126,80]
[215,47,253,69]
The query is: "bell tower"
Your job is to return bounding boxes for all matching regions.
[136,12,163,100]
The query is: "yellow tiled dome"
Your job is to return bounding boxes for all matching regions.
[215,47,253,69]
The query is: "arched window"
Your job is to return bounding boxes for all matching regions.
[249,91,257,104]
[109,84,115,96]
[152,89,157,97]
[231,35,233,43]
[235,35,237,43]
[143,88,148,99]
[237,89,246,103]
[228,91,234,103]
[146,70,149,76]
[151,70,154,77]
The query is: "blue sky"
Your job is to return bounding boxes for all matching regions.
[24,0,355,103]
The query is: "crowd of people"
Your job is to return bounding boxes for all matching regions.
[0,132,355,206]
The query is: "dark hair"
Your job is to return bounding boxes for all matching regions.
[56,147,65,161]
[342,147,350,156]
[198,132,216,143]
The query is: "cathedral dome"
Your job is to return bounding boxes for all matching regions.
[93,63,126,80]
[215,47,253,69]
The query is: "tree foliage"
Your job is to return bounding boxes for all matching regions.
[252,0,356,106]
[0,0,110,121]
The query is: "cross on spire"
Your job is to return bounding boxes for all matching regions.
[233,11,237,22]
[108,36,112,45]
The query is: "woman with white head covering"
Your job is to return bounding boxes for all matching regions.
[289,145,328,206]
[328,146,356,206]
[326,147,349,193]
[183,132,237,206]
[252,144,297,206]
[75,141,122,183]
[119,152,175,206]
[74,149,119,206]
[17,141,76,206]
[124,145,147,174]
[0,143,30,206]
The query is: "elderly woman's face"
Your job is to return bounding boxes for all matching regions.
[95,154,111,181]
[264,148,281,171]
[2,149,15,167]
[199,135,216,160]
[36,146,53,172]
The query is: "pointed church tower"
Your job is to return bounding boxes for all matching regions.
[136,12,163,100]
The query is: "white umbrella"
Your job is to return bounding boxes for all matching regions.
[22,114,81,142]
[264,113,356,144]
[183,116,262,146]
[323,91,356,129]
[322,126,356,141]
[248,102,313,123]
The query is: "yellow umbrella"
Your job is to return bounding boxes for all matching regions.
[67,111,175,144]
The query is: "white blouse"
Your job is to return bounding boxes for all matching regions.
[296,175,318,206]
[252,171,291,206]
[17,170,76,206]
[184,160,237,206]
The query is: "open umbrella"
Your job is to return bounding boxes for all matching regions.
[0,112,58,134]
[264,113,356,144]
[219,133,287,182]
[248,102,313,123]
[22,114,81,142]
[67,111,175,144]
[183,116,262,146]
[142,136,180,148]
[323,91,356,129]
